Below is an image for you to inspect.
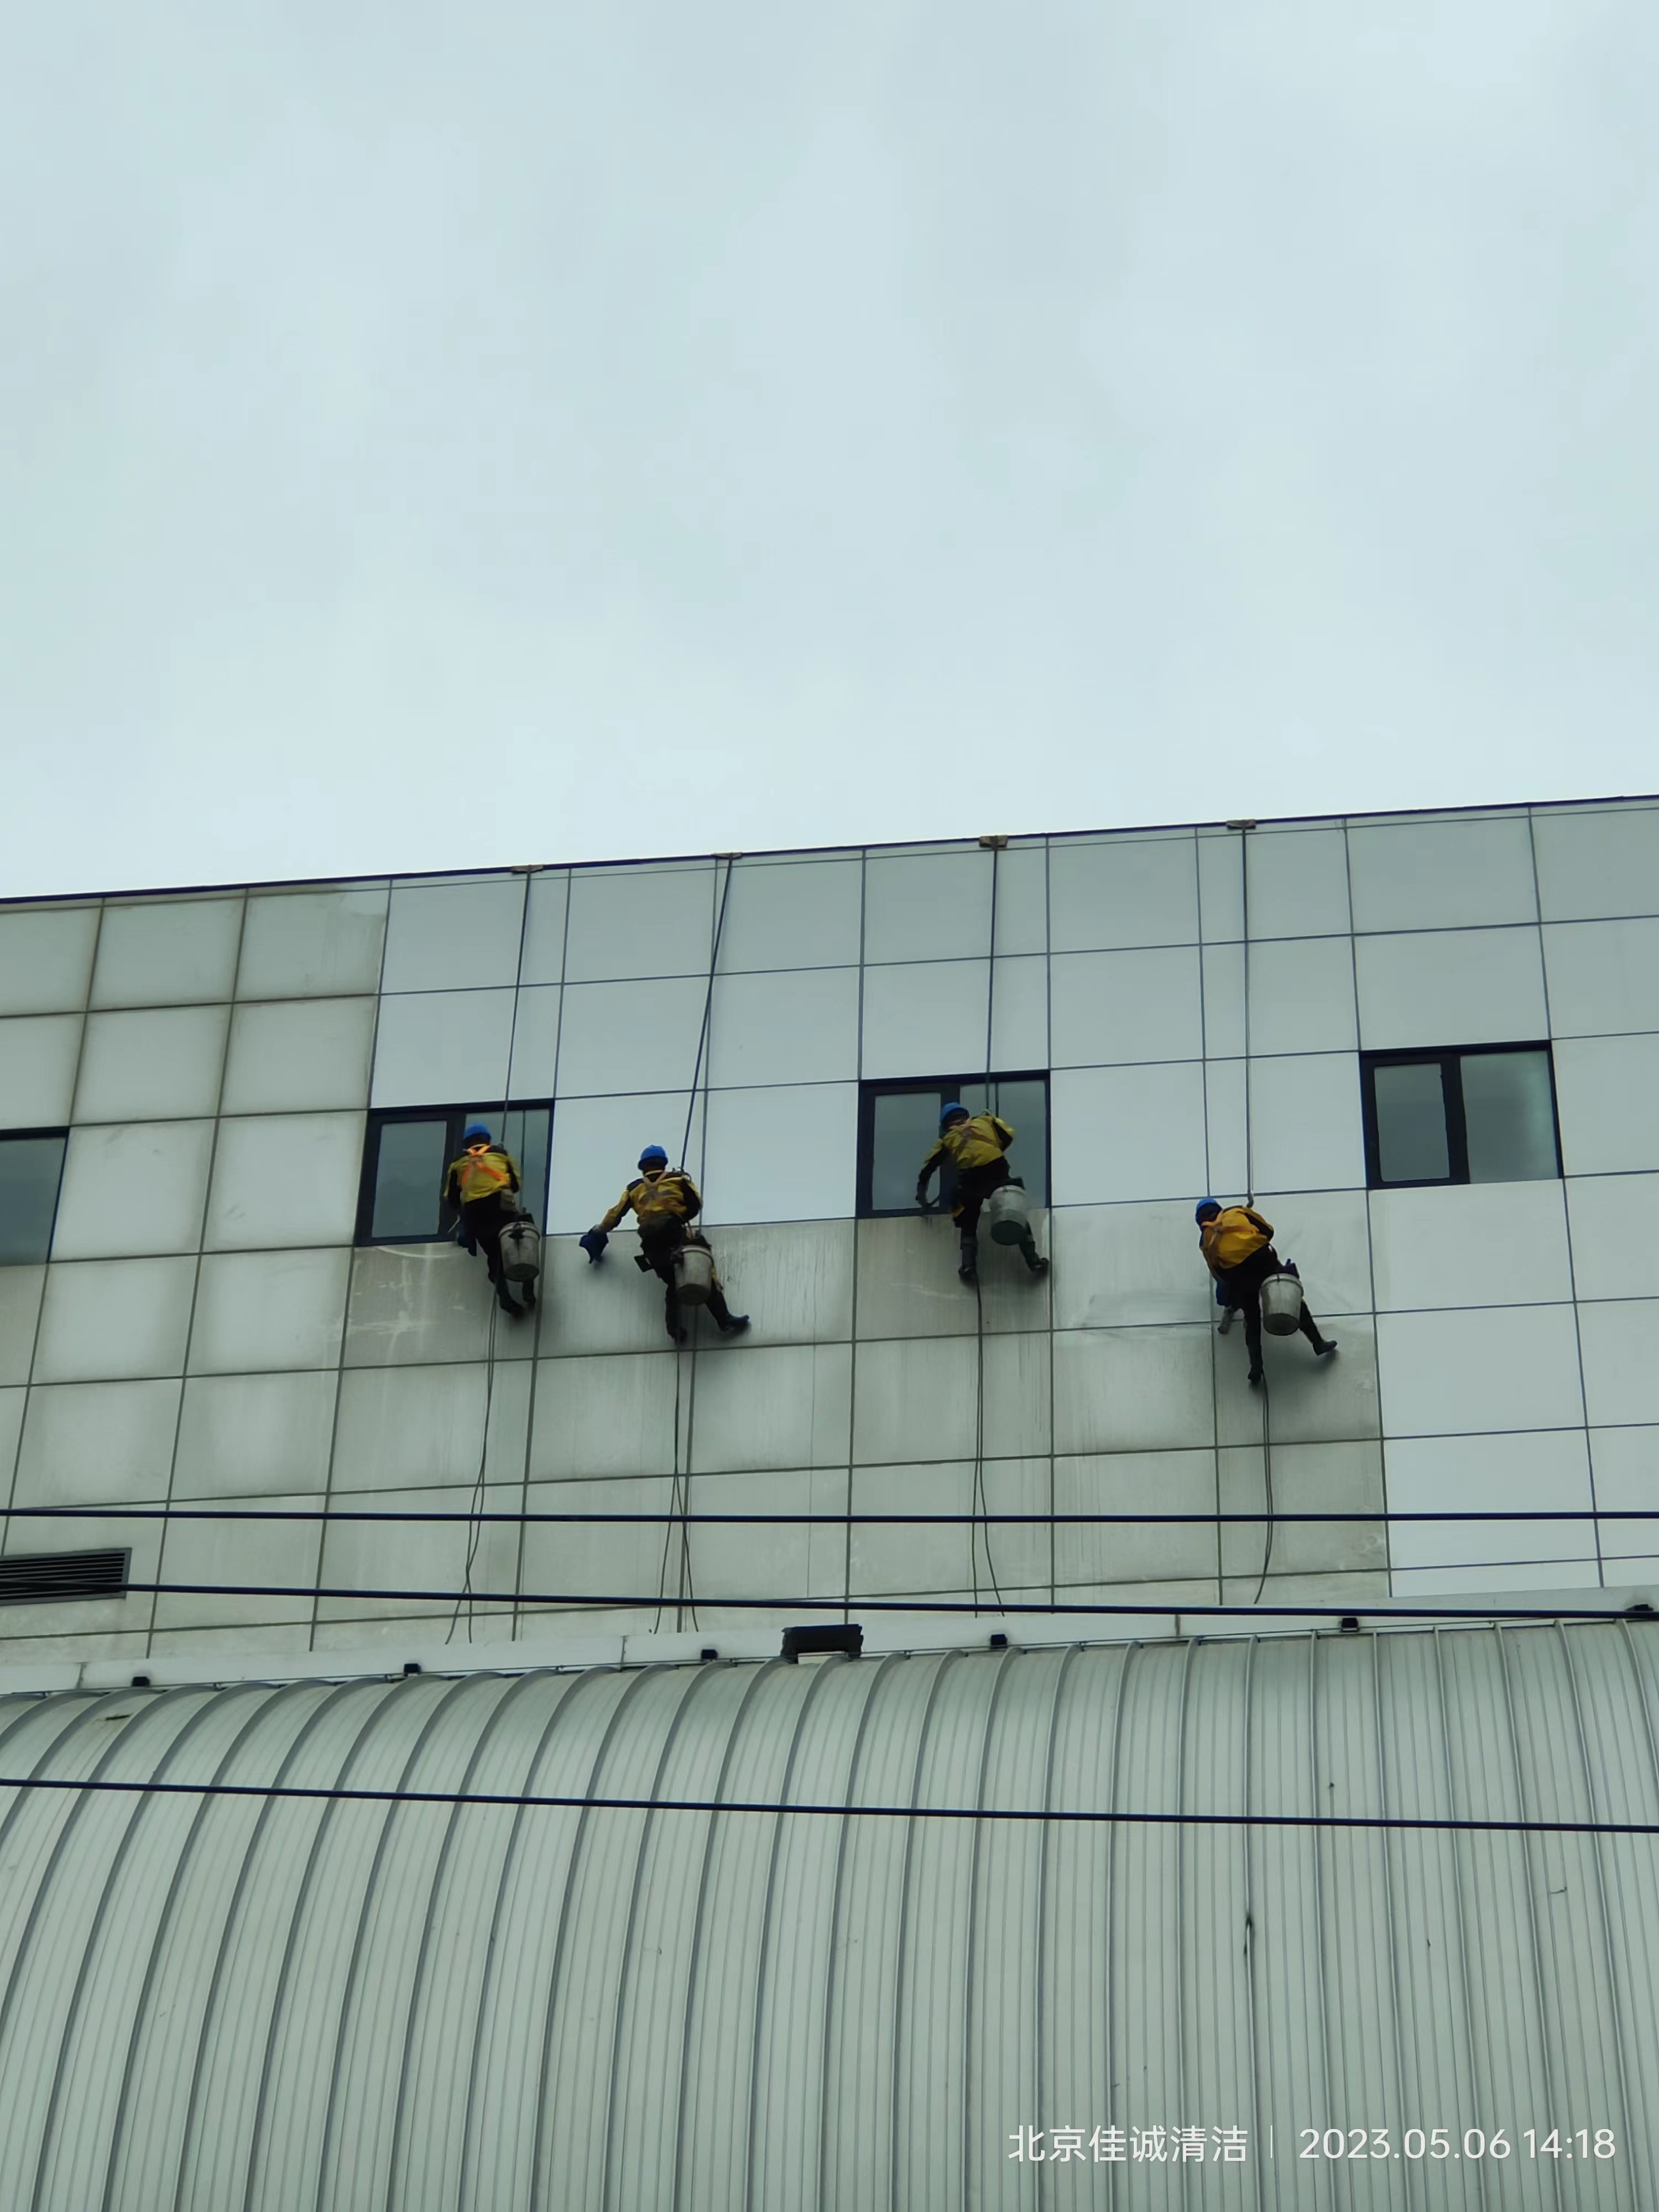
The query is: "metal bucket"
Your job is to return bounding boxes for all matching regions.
[673,1244,714,1306]
[985,1183,1031,1245]
[498,1216,541,1284]
[1260,1272,1303,1337]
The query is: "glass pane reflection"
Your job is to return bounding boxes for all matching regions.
[1462,1051,1558,1182]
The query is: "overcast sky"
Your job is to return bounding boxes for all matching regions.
[3,1,1655,898]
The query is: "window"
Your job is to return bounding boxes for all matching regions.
[858,1074,1049,1217]
[1360,1046,1559,1190]
[0,1129,67,1265]
[356,1104,552,1245]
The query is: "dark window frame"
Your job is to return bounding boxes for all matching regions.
[355,1101,554,1247]
[0,1125,70,1267]
[856,1071,1051,1218]
[1359,1043,1561,1191]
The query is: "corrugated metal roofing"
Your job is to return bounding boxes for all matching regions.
[0,1625,1654,2208]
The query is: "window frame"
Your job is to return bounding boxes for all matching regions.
[355,1100,554,1247]
[1359,1043,1561,1191]
[0,1125,69,1267]
[856,1071,1051,1218]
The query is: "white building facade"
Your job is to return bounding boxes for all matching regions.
[2,797,1658,2206]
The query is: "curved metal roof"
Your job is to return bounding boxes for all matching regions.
[0,1625,1655,2208]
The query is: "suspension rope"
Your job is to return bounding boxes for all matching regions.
[447,870,540,1645]
[655,855,737,1631]
[1234,822,1277,1606]
[971,844,1006,1615]
[7,1504,1656,1527]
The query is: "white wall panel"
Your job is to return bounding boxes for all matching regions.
[89,897,242,1008]
[710,967,859,1087]
[848,1458,1050,1594]
[204,1111,363,1249]
[553,977,708,1098]
[1052,1448,1218,1583]
[187,1248,351,1374]
[1050,946,1202,1067]
[1533,802,1659,921]
[1376,1304,1585,1436]
[1389,1558,1603,1594]
[852,1335,984,1462]
[1245,826,1353,938]
[519,1474,677,1613]
[316,1484,520,1620]
[717,859,863,972]
[1355,926,1547,1050]
[564,865,714,983]
[32,1255,196,1381]
[1553,1034,1659,1175]
[1203,1057,1248,1196]
[1566,1173,1659,1301]
[0,1014,82,1125]
[859,960,987,1081]
[518,870,569,985]
[698,1084,857,1224]
[236,888,388,1000]
[855,1214,1050,1338]
[544,1092,706,1236]
[331,1364,521,1493]
[1369,1179,1572,1311]
[221,997,376,1114]
[504,985,560,1098]
[155,1492,324,1630]
[535,1234,700,1357]
[380,878,527,993]
[1246,1053,1365,1193]
[989,954,1048,1070]
[1050,1200,1215,1331]
[693,1220,853,1346]
[1048,835,1198,952]
[690,1341,852,1472]
[1347,816,1537,932]
[1385,1431,1595,1569]
[51,1120,213,1259]
[0,1266,44,1386]
[528,1352,678,1479]
[1214,1314,1380,1446]
[1218,1439,1385,1577]
[13,1376,182,1504]
[0,906,98,1016]
[72,1005,227,1124]
[1247,1190,1374,1317]
[1052,1323,1215,1453]
[370,989,515,1109]
[1050,1062,1207,1204]
[1577,1300,1659,1427]
[1196,831,1244,942]
[173,1371,341,1497]
[1587,1426,1659,1556]
[990,842,1048,956]
[0,1387,22,1496]
[678,1464,840,1603]
[1238,936,1358,1056]
[1199,943,1245,1057]
[863,849,991,962]
[1542,918,1659,1037]
[343,1243,536,1368]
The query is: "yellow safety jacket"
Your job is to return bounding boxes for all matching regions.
[444,1145,520,1207]
[920,1114,1014,1179]
[597,1169,702,1234]
[1200,1205,1273,1274]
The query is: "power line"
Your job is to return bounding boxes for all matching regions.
[5,1505,1655,1526]
[0,1767,1653,1838]
[59,1578,1659,1622]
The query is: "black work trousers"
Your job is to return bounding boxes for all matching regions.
[462,1193,516,1282]
[1215,1244,1322,1366]
[639,1221,736,1335]
[952,1157,1013,1233]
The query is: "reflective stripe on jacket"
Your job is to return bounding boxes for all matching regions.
[920,1114,1014,1178]
[1200,1205,1273,1273]
[445,1146,520,1206]
[597,1169,702,1234]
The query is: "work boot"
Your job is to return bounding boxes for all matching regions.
[957,1233,978,1285]
[1020,1238,1048,1279]
[1313,1336,1338,1359]
[496,1284,524,1317]
[1247,1362,1264,1386]
[520,1284,537,1310]
[718,1314,751,1338]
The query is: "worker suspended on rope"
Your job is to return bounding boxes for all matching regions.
[443,1123,535,1318]
[580,1146,750,1344]
[915,1104,1048,1286]
[1194,1198,1337,1385]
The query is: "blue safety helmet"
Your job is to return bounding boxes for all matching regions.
[638,1144,669,1168]
[939,1103,969,1128]
[463,1123,493,1145]
[1194,1197,1222,1222]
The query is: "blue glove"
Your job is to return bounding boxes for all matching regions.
[579,1229,608,1264]
[1214,1280,1228,1307]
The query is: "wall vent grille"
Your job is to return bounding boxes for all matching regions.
[0,1549,131,1605]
